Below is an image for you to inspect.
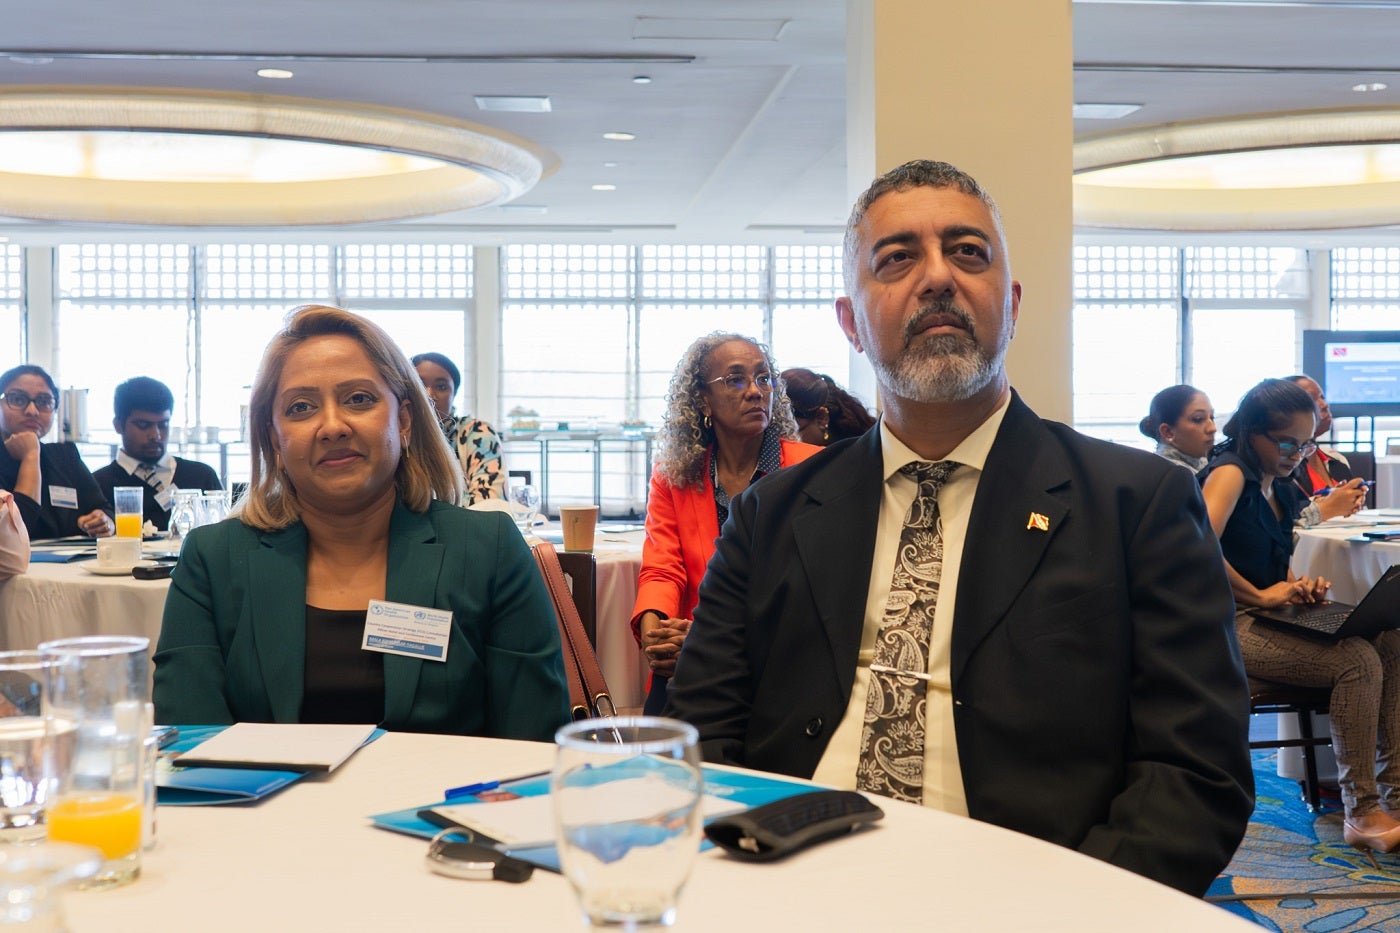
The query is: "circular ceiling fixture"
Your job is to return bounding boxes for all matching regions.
[1074,109,1400,231]
[0,87,553,226]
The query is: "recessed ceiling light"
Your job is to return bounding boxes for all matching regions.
[632,75,652,85]
[1073,103,1142,120]
[8,56,52,66]
[256,68,294,80]
[1354,82,1388,93]
[474,95,552,113]
[603,161,618,168]
[602,132,635,141]
[591,184,616,191]
[498,203,548,215]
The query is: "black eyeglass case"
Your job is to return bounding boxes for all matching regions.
[703,790,883,862]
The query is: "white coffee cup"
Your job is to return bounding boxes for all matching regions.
[95,536,141,570]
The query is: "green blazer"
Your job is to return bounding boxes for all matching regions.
[153,500,570,740]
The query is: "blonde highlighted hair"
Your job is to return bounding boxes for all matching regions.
[238,304,462,531]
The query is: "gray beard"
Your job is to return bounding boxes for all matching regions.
[873,331,1003,404]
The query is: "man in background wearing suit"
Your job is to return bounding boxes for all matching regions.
[664,160,1254,895]
[93,377,221,530]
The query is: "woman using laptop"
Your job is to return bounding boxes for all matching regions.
[1200,378,1400,865]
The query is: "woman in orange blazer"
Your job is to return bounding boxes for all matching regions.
[632,333,822,713]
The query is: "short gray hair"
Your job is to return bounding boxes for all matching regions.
[841,159,1004,292]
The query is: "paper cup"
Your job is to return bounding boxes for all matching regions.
[559,505,599,553]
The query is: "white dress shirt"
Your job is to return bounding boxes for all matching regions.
[810,396,1010,813]
[115,450,175,493]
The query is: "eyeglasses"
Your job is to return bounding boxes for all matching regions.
[708,372,774,394]
[1,390,56,413]
[1265,433,1317,458]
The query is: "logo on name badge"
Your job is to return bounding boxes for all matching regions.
[1026,512,1050,532]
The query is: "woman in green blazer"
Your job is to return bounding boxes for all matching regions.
[154,305,569,739]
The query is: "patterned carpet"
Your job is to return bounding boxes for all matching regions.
[1209,749,1400,931]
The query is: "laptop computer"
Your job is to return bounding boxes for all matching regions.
[1248,564,1400,641]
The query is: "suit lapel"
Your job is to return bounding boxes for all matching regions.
[250,523,310,721]
[952,394,1071,681]
[792,430,883,699]
[381,504,444,726]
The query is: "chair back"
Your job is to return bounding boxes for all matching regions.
[531,541,614,721]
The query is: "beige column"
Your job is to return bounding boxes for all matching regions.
[846,0,1075,422]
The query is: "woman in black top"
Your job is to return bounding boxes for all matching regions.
[1200,378,1400,864]
[0,364,112,538]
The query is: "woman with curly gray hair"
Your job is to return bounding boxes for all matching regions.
[631,332,821,713]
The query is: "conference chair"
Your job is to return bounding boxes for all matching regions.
[1249,678,1332,812]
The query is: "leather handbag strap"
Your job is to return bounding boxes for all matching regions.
[531,541,615,720]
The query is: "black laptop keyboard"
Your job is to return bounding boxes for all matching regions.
[1290,607,1353,634]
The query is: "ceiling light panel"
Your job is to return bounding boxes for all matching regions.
[474,95,552,113]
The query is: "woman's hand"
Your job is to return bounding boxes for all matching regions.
[1316,478,1366,521]
[1291,575,1331,604]
[77,509,113,538]
[2,430,38,463]
[639,613,692,677]
[1256,579,1310,609]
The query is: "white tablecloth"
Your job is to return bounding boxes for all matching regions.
[0,532,649,709]
[63,732,1256,933]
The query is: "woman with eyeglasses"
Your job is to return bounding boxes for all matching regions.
[632,333,821,714]
[1200,378,1400,863]
[781,368,876,446]
[0,364,113,539]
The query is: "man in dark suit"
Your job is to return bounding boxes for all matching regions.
[664,160,1253,896]
[93,377,221,531]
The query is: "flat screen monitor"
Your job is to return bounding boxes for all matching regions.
[1304,330,1400,417]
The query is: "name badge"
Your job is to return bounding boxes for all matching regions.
[49,485,79,510]
[155,486,173,511]
[362,599,452,662]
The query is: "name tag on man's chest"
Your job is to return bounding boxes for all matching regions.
[49,485,78,509]
[362,599,452,662]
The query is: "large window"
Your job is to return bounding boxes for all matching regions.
[55,243,471,454]
[501,244,847,427]
[1072,244,1309,446]
[0,246,23,362]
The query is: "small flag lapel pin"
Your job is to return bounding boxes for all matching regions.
[1027,512,1050,532]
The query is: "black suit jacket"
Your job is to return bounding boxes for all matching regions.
[93,458,222,531]
[0,441,111,538]
[665,392,1253,895]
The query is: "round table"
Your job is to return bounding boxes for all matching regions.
[63,732,1257,932]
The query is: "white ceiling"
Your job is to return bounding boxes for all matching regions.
[0,0,1396,240]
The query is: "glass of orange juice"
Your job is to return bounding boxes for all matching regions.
[39,636,149,889]
[112,487,144,539]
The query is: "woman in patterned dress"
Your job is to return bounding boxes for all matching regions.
[411,352,506,505]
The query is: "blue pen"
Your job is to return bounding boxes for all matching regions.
[443,780,500,800]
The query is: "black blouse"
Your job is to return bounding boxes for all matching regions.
[0,441,112,539]
[301,606,386,725]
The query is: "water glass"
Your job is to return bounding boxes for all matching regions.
[168,489,200,544]
[0,652,69,843]
[38,637,150,889]
[553,717,703,929]
[508,483,542,535]
[0,841,101,931]
[197,490,229,527]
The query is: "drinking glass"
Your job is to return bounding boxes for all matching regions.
[553,717,703,929]
[508,483,542,535]
[38,637,150,889]
[168,490,200,545]
[112,487,143,539]
[0,841,101,931]
[0,652,70,843]
[197,490,229,527]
